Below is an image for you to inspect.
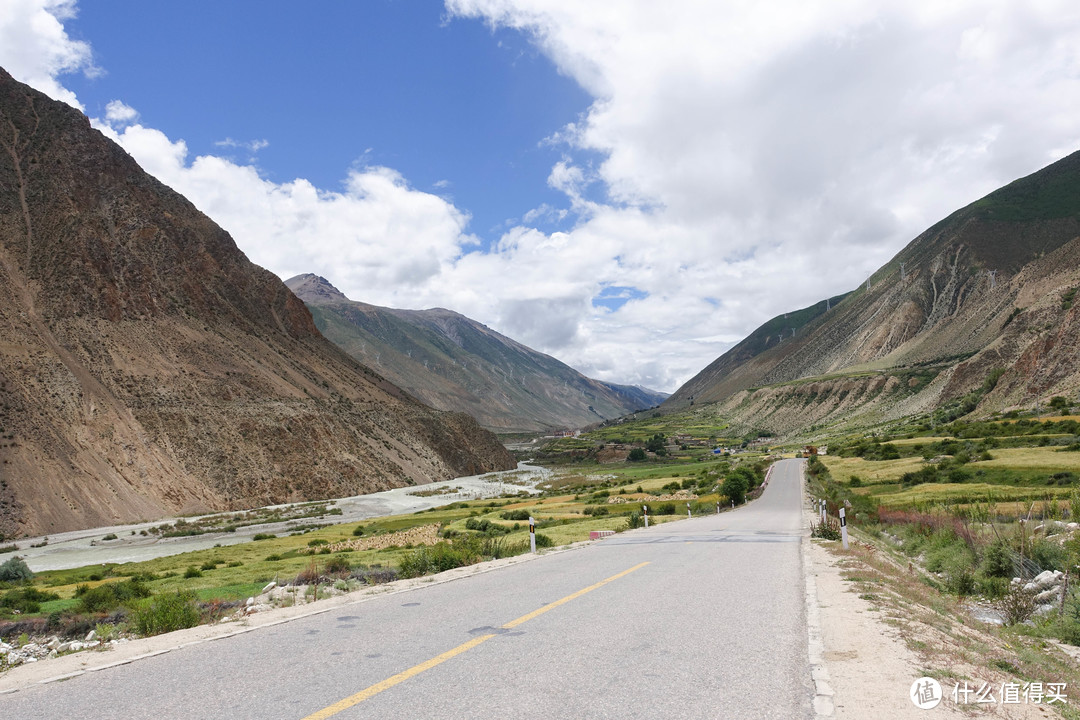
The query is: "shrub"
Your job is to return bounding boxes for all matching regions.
[307,538,329,547]
[625,512,645,530]
[76,579,151,613]
[1028,538,1067,572]
[655,502,676,515]
[133,592,200,636]
[582,506,609,516]
[398,539,483,578]
[183,566,203,579]
[721,474,748,505]
[252,533,275,541]
[995,584,1038,626]
[500,509,531,521]
[534,533,554,548]
[352,526,365,537]
[980,541,1014,579]
[0,587,60,614]
[0,556,33,582]
[810,520,841,541]
[199,561,218,571]
[627,448,647,462]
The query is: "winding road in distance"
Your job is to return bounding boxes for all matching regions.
[5,459,811,719]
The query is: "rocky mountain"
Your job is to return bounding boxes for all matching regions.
[0,68,514,538]
[285,274,668,433]
[664,150,1080,435]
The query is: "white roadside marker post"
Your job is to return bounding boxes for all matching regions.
[820,499,826,524]
[687,502,692,518]
[716,501,720,515]
[529,516,536,554]
[840,508,849,550]
[643,505,649,529]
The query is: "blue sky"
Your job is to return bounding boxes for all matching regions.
[5,1,1080,392]
[61,1,591,242]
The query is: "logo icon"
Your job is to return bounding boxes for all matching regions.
[911,677,942,709]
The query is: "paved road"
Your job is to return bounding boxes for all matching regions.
[5,459,811,719]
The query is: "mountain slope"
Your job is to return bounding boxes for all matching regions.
[0,68,514,537]
[286,274,668,432]
[664,150,1080,433]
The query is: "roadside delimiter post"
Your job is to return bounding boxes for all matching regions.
[529,516,536,553]
[643,505,649,529]
[840,508,849,550]
[687,502,692,518]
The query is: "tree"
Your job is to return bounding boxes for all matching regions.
[0,555,33,582]
[627,448,647,462]
[722,474,748,505]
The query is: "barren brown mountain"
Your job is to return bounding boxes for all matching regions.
[0,68,514,538]
[665,150,1080,435]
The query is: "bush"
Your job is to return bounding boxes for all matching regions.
[995,584,1038,626]
[252,533,275,541]
[625,512,645,530]
[324,556,351,575]
[980,541,1014,579]
[534,533,554,548]
[183,566,203,579]
[352,525,365,537]
[0,587,60,614]
[398,539,484,578]
[500,509,531,521]
[655,502,676,515]
[0,556,33,582]
[133,592,200,636]
[76,579,151,613]
[1028,538,1067,572]
[810,520,841,540]
[627,448,647,462]
[721,474,748,506]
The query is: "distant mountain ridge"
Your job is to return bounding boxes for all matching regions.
[664,150,1080,434]
[0,67,514,537]
[286,274,668,432]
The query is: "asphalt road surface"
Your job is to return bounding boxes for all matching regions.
[5,459,811,719]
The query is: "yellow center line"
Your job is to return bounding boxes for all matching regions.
[300,561,651,720]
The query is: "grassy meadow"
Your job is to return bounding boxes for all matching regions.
[1,454,764,645]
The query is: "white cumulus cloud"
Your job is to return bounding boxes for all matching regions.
[6,1,1080,394]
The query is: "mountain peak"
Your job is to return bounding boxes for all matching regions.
[285,274,349,305]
